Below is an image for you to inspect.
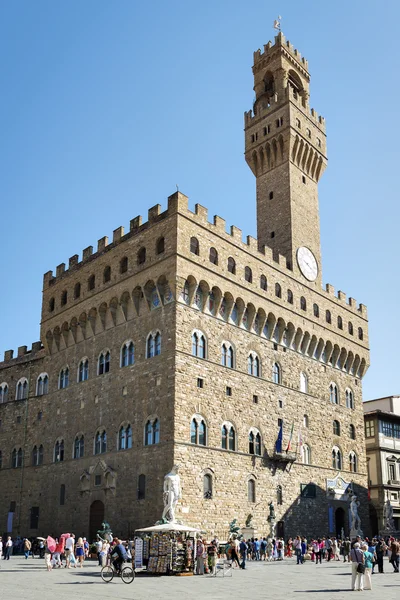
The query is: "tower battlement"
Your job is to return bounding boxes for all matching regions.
[253,32,309,72]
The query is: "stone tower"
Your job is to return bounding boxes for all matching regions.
[245,32,327,286]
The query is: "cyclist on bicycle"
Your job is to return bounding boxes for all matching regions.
[111,539,128,574]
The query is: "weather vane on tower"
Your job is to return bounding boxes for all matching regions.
[273,15,282,32]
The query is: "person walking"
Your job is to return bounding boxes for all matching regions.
[343,537,351,562]
[390,537,400,573]
[362,543,374,590]
[44,543,52,572]
[23,538,31,559]
[301,537,307,563]
[95,537,103,566]
[350,542,365,591]
[65,534,75,568]
[75,537,85,568]
[253,538,260,561]
[375,538,385,574]
[239,539,248,570]
[207,540,218,575]
[0,536,3,561]
[196,539,205,575]
[293,536,302,565]
[229,537,241,568]
[260,537,267,560]
[4,537,12,560]
[326,537,332,561]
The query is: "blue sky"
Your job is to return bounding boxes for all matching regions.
[0,1,398,401]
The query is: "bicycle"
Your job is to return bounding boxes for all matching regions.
[101,561,135,584]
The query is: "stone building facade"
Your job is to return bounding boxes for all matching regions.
[0,32,370,540]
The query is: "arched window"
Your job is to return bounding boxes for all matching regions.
[348,322,353,335]
[326,310,332,324]
[221,423,236,450]
[227,257,236,274]
[203,473,213,499]
[248,353,260,377]
[181,280,190,304]
[0,383,9,403]
[120,256,128,273]
[54,440,64,463]
[36,374,49,396]
[156,237,165,255]
[121,341,135,367]
[245,266,252,283]
[221,343,234,368]
[94,430,107,455]
[287,289,293,304]
[209,247,218,265]
[301,444,311,465]
[32,445,43,466]
[74,435,84,459]
[229,426,236,450]
[275,283,282,298]
[103,266,111,283]
[249,429,262,456]
[332,446,342,469]
[12,448,23,468]
[49,297,55,312]
[273,362,281,384]
[260,275,267,290]
[313,303,319,317]
[78,358,89,382]
[221,425,228,449]
[192,331,206,359]
[299,372,308,393]
[303,414,309,428]
[16,378,28,400]
[191,416,207,446]
[349,424,356,440]
[346,389,354,409]
[333,420,341,436]
[358,327,363,340]
[119,425,132,450]
[138,474,146,500]
[144,419,160,445]
[190,237,199,255]
[98,351,110,375]
[248,479,256,503]
[300,296,307,311]
[88,274,95,291]
[276,484,283,505]
[337,316,343,330]
[61,290,68,306]
[329,383,339,404]
[74,282,81,299]
[349,452,357,473]
[147,332,162,358]
[137,247,146,265]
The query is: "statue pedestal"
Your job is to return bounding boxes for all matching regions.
[268,519,276,538]
[241,527,256,540]
[350,528,364,540]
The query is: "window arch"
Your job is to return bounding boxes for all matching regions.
[121,340,135,367]
[329,382,339,404]
[120,256,128,274]
[358,327,363,340]
[88,274,95,291]
[248,352,260,377]
[349,451,357,473]
[192,330,206,359]
[313,303,319,317]
[12,448,23,468]
[103,265,111,283]
[138,474,146,500]
[287,289,293,304]
[332,446,342,470]
[349,424,356,440]
[156,237,165,255]
[248,478,256,503]
[61,290,68,306]
[260,275,267,291]
[276,484,283,505]
[49,297,55,312]
[54,439,64,463]
[0,383,9,403]
[299,372,308,393]
[137,247,146,265]
[36,373,49,396]
[98,350,110,375]
[74,282,81,299]
[346,388,354,409]
[333,420,341,436]
[144,418,160,445]
[16,378,28,400]
[181,280,190,304]
[301,444,311,465]
[78,358,89,382]
[190,237,199,255]
[249,428,262,456]
[227,257,236,274]
[273,362,281,384]
[32,444,44,466]
[74,434,84,459]
[190,415,207,446]
[203,473,213,499]
[337,316,343,330]
[94,430,107,455]
[221,342,234,368]
[221,423,236,451]
[209,247,218,265]
[348,322,353,335]
[300,296,307,311]
[245,266,252,283]
[147,331,161,358]
[275,283,282,298]
[119,424,132,450]
[326,310,332,324]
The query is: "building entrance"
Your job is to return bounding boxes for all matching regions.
[89,500,105,541]
[335,507,346,538]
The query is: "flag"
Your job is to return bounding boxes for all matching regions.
[275,423,283,453]
[286,423,294,452]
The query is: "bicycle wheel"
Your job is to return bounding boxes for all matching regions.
[121,566,135,584]
[101,565,114,583]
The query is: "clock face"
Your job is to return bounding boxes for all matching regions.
[297,247,318,281]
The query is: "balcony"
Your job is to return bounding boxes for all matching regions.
[387,480,400,486]
[273,450,297,463]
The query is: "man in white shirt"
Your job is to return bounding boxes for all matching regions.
[4,537,13,560]
[0,536,3,559]
[96,537,103,566]
[65,534,75,568]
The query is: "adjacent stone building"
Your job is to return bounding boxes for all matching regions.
[0,32,370,540]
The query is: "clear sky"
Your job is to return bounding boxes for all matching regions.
[0,0,398,401]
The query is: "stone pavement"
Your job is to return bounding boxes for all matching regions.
[1,556,399,600]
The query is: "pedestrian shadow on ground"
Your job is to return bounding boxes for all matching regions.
[293,590,344,593]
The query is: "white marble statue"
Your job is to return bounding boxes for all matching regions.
[384,499,395,531]
[350,495,362,532]
[161,464,182,522]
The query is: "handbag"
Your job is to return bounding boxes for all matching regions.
[357,563,365,574]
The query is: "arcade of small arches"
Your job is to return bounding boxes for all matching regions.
[180,276,367,380]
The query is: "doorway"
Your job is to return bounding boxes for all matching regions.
[276,520,285,539]
[335,506,346,538]
[89,500,104,541]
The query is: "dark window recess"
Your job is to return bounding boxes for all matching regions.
[269,191,274,200]
[197,378,204,389]
[278,418,283,427]
[273,343,278,351]
[30,506,39,529]
[138,474,146,500]
[17,416,21,424]
[10,501,16,512]
[300,483,317,498]
[279,399,283,408]
[302,176,306,184]
[37,411,42,421]
[95,475,102,486]
[271,232,275,238]
[226,386,232,397]
[253,395,258,404]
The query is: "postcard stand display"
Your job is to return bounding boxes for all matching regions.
[135,531,196,575]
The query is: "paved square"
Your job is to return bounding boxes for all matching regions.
[1,556,399,599]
